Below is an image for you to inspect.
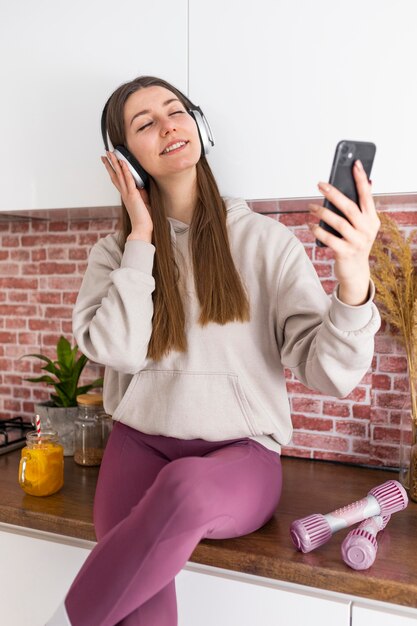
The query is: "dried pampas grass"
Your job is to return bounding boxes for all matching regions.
[371,212,417,425]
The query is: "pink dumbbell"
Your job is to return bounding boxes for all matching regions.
[341,514,391,570]
[290,480,408,553]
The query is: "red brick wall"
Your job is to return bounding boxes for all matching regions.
[1,196,416,468]
[0,217,115,417]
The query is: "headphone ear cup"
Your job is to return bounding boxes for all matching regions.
[188,108,215,156]
[113,146,148,189]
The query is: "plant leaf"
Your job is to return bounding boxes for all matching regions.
[73,353,88,380]
[52,384,73,407]
[57,336,74,375]
[85,377,104,389]
[21,354,54,365]
[76,379,104,396]
[25,375,57,385]
[41,361,61,378]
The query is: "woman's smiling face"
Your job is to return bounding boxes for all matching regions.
[123,85,201,182]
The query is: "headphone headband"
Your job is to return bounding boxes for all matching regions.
[101,99,111,153]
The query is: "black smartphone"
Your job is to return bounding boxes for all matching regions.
[316,140,376,247]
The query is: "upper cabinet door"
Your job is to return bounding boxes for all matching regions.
[189,0,417,199]
[0,0,187,210]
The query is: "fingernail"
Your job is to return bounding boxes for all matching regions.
[355,159,364,170]
[318,182,330,192]
[308,203,319,213]
[307,222,317,230]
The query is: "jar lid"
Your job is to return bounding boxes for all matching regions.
[77,393,103,406]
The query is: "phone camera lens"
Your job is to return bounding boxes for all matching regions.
[341,144,349,154]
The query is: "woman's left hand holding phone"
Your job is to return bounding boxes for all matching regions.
[308,160,380,306]
[101,152,154,243]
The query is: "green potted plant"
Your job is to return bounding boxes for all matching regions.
[21,336,103,456]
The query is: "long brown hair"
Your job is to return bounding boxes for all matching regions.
[105,76,250,361]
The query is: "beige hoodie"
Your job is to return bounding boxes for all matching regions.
[72,198,380,453]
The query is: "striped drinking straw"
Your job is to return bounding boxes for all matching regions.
[35,414,42,439]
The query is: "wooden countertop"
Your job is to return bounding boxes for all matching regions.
[1,449,416,609]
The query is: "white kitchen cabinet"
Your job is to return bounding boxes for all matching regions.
[3,2,416,212]
[0,0,187,211]
[352,604,417,625]
[189,0,417,199]
[176,565,351,626]
[0,526,93,626]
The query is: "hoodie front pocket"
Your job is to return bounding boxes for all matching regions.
[112,369,259,440]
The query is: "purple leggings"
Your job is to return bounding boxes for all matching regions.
[65,421,282,626]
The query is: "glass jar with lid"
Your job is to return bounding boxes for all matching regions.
[74,393,113,466]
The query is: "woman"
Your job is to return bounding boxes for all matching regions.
[47,75,380,626]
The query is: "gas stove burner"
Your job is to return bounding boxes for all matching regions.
[0,417,34,455]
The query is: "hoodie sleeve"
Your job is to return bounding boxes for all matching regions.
[276,239,381,397]
[72,236,156,374]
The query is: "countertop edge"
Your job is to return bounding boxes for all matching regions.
[0,505,96,542]
[190,542,417,609]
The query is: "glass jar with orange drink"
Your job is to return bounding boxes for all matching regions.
[18,430,64,496]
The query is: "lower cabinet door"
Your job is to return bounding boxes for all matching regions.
[0,527,92,626]
[352,604,417,626]
[176,566,351,626]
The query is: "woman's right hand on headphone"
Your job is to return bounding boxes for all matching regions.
[101,151,154,242]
